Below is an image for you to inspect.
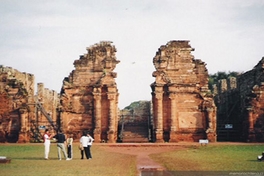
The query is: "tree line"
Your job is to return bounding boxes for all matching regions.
[208,71,242,92]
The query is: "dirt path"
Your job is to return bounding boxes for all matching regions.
[100,142,261,175]
[101,144,185,175]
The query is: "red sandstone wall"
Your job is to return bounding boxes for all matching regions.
[151,41,217,142]
[60,41,120,143]
[0,66,34,142]
[0,66,60,143]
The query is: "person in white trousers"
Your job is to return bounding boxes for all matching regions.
[43,129,51,160]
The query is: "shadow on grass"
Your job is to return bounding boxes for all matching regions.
[12,157,55,160]
[247,159,262,162]
[12,157,83,161]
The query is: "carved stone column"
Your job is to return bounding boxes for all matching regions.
[247,108,255,141]
[107,93,117,143]
[169,92,178,142]
[205,108,217,142]
[155,92,164,142]
[18,108,28,143]
[93,88,101,143]
[21,111,27,132]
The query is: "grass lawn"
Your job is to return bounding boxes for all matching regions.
[150,144,264,172]
[1,143,264,176]
[0,143,136,176]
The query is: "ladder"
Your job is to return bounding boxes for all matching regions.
[36,102,57,130]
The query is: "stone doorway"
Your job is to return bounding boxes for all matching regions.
[121,122,149,143]
[118,101,152,143]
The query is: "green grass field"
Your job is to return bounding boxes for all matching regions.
[150,144,264,172]
[0,143,136,176]
[0,143,263,176]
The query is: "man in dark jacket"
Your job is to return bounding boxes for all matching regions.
[54,130,71,160]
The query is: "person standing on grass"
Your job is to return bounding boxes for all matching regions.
[53,130,71,160]
[87,132,94,159]
[80,131,90,159]
[67,134,73,159]
[43,129,51,160]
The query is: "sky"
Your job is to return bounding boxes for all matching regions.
[1,0,264,109]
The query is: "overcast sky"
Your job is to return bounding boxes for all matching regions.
[1,0,264,109]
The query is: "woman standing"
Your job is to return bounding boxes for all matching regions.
[43,129,51,160]
[87,132,94,159]
[67,134,73,159]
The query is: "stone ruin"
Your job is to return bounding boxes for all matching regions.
[59,41,120,143]
[151,41,217,142]
[0,40,263,143]
[0,66,34,142]
[215,57,264,142]
[0,66,59,142]
[35,83,59,140]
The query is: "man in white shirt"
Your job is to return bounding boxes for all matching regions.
[80,131,94,159]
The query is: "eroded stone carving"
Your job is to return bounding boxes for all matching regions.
[151,41,217,142]
[0,65,59,143]
[60,41,120,143]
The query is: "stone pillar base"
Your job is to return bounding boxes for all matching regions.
[94,133,101,143]
[169,132,178,142]
[18,132,27,143]
[155,130,164,143]
[93,129,101,143]
[206,131,217,142]
[107,131,116,143]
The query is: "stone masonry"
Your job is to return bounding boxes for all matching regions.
[35,83,59,137]
[0,66,35,142]
[60,41,120,143]
[151,41,217,142]
[215,57,264,142]
[1,40,263,143]
[0,66,59,142]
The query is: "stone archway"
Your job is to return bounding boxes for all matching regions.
[118,101,151,143]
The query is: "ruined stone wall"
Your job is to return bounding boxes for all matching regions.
[0,66,34,142]
[0,65,60,143]
[215,57,264,142]
[60,41,120,143]
[238,57,264,142]
[36,83,59,135]
[151,41,217,143]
